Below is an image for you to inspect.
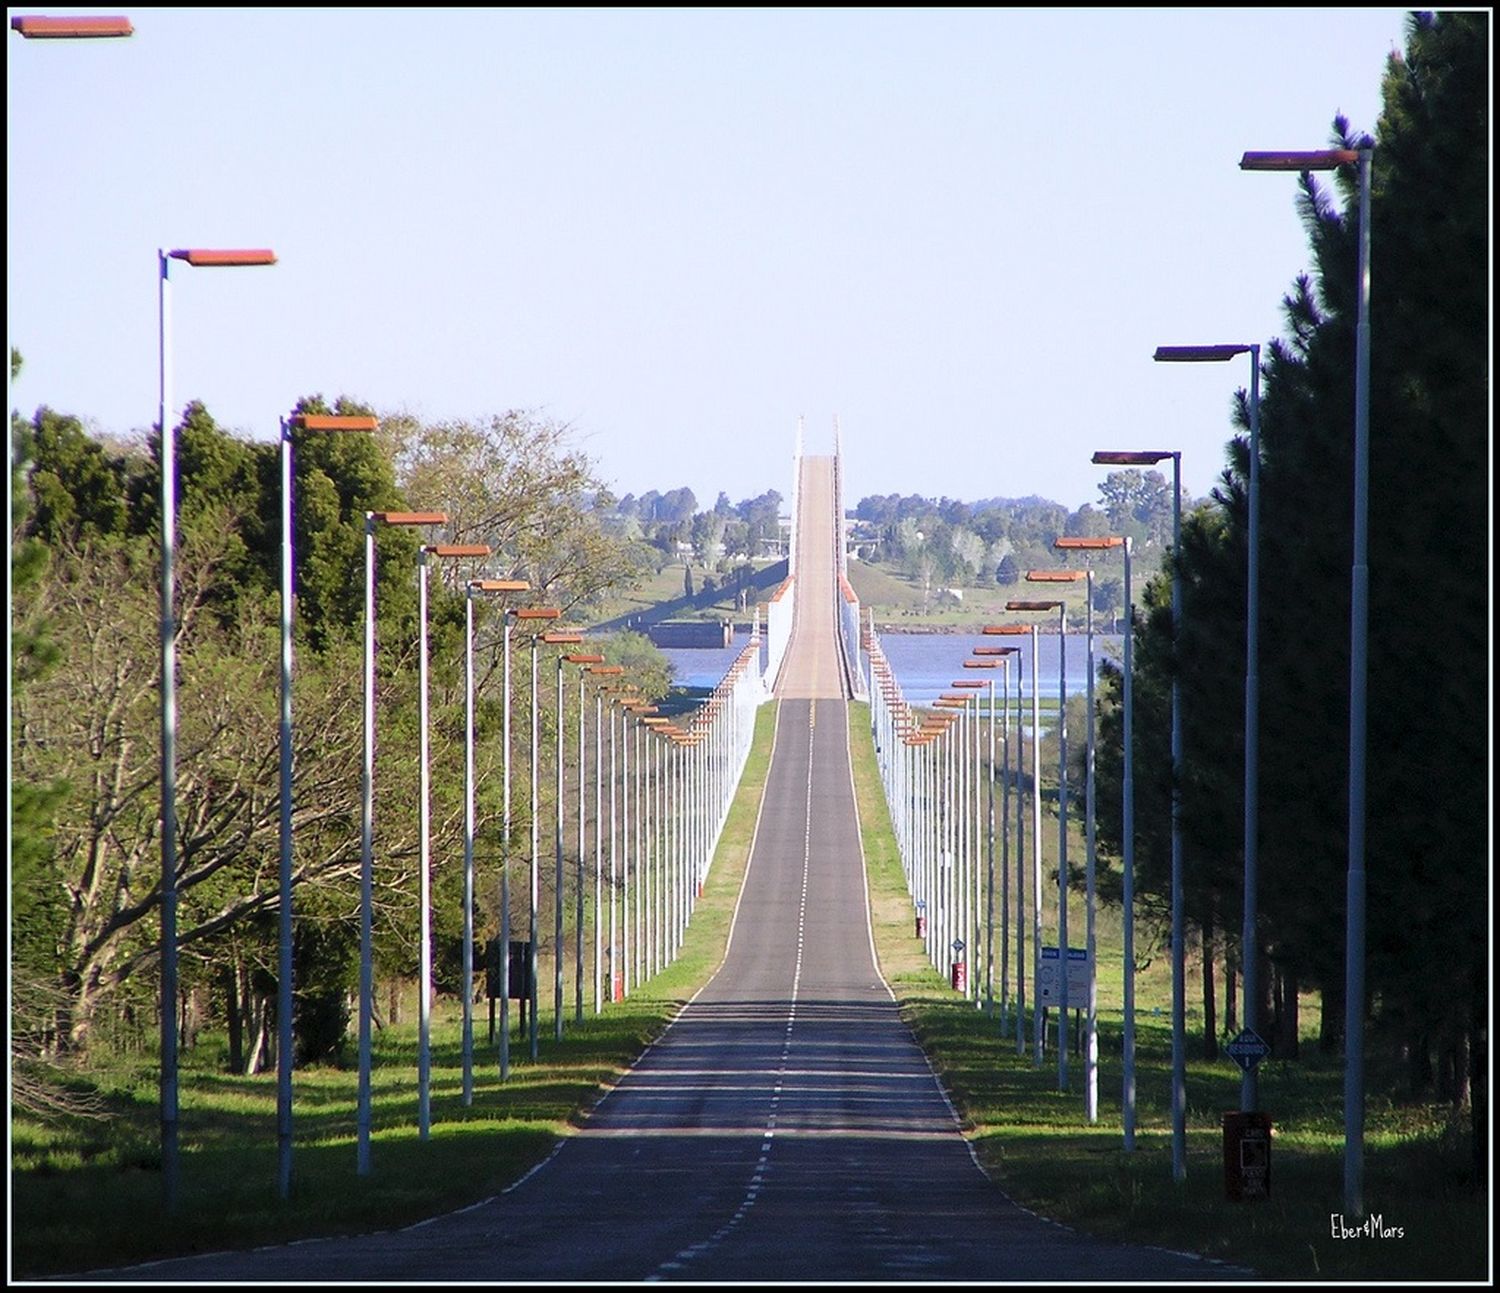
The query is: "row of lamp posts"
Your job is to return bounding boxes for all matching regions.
[24,2,1364,1208]
[20,8,1369,1208]
[864,136,1368,1212]
[307,523,767,1192]
[154,305,768,1203]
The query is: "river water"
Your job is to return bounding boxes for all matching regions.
[659,627,1125,702]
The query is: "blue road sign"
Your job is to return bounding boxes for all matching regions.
[1225,1028,1271,1072]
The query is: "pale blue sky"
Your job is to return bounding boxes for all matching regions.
[8,7,1414,512]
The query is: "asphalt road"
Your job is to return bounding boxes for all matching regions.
[77,455,1247,1283]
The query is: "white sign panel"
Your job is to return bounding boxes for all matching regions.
[1037,946,1091,1007]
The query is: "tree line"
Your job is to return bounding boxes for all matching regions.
[849,473,1177,620]
[10,391,666,1094]
[1080,12,1485,1172]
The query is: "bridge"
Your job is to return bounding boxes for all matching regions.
[88,425,1237,1282]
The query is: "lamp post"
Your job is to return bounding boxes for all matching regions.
[1056,536,1131,1127]
[277,413,375,1196]
[155,245,276,1209]
[463,579,530,1104]
[984,623,1035,1058]
[545,634,587,1043]
[358,510,448,1174]
[414,543,492,1137]
[10,13,133,36]
[1009,591,1072,1093]
[1243,145,1371,1217]
[1155,342,1263,1115]
[945,683,984,999]
[627,703,662,983]
[519,614,563,1061]
[586,667,625,1011]
[974,645,1018,1035]
[963,657,999,1017]
[568,655,606,1023]
[1095,446,1184,1179]
[1066,528,1137,1146]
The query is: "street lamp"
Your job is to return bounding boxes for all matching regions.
[626,703,662,984]
[1155,342,1263,1116]
[973,645,1019,1037]
[585,667,625,1011]
[984,623,1038,1059]
[946,682,985,1000]
[963,656,1000,1018]
[155,245,275,1210]
[1009,592,1073,1093]
[518,612,563,1061]
[1060,531,1136,1145]
[547,635,589,1042]
[1056,535,1130,1128]
[415,543,492,1137]
[358,510,448,1173]
[10,14,133,36]
[1243,144,1372,1218]
[497,607,558,1074]
[1094,446,1184,1180]
[462,578,530,1104]
[276,412,375,1196]
[566,654,606,1023]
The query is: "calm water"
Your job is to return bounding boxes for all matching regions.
[659,627,1123,701]
[869,630,1124,704]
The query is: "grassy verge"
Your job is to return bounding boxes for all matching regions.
[10,706,779,1281]
[847,701,1488,1282]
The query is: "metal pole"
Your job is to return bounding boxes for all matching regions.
[1058,604,1070,1092]
[156,250,180,1212]
[500,617,513,1080]
[576,672,586,1024]
[609,700,617,1003]
[277,420,295,1198]
[1015,648,1027,1057]
[1170,453,1185,1182]
[622,707,631,997]
[1031,624,1043,1066]
[1345,146,1373,1218]
[1085,571,1098,1123]
[594,689,603,1012]
[1122,538,1136,1150]
[555,656,565,1042]
[985,675,996,1017]
[999,659,1010,1037]
[417,550,432,1138]
[462,588,476,1105]
[529,634,540,1060]
[357,515,376,1174]
[1243,346,1262,1115]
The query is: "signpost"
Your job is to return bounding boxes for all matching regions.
[1037,946,1090,1007]
[1223,1029,1273,1200]
[1225,1028,1272,1073]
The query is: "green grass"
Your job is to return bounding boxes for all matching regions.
[9,706,780,1281]
[846,700,1489,1282]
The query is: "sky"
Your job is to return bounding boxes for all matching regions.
[8,7,1417,513]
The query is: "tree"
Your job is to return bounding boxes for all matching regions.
[378,408,642,619]
[1089,13,1488,1160]
[994,554,1019,586]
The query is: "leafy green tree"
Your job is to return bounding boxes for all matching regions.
[1091,13,1488,1152]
